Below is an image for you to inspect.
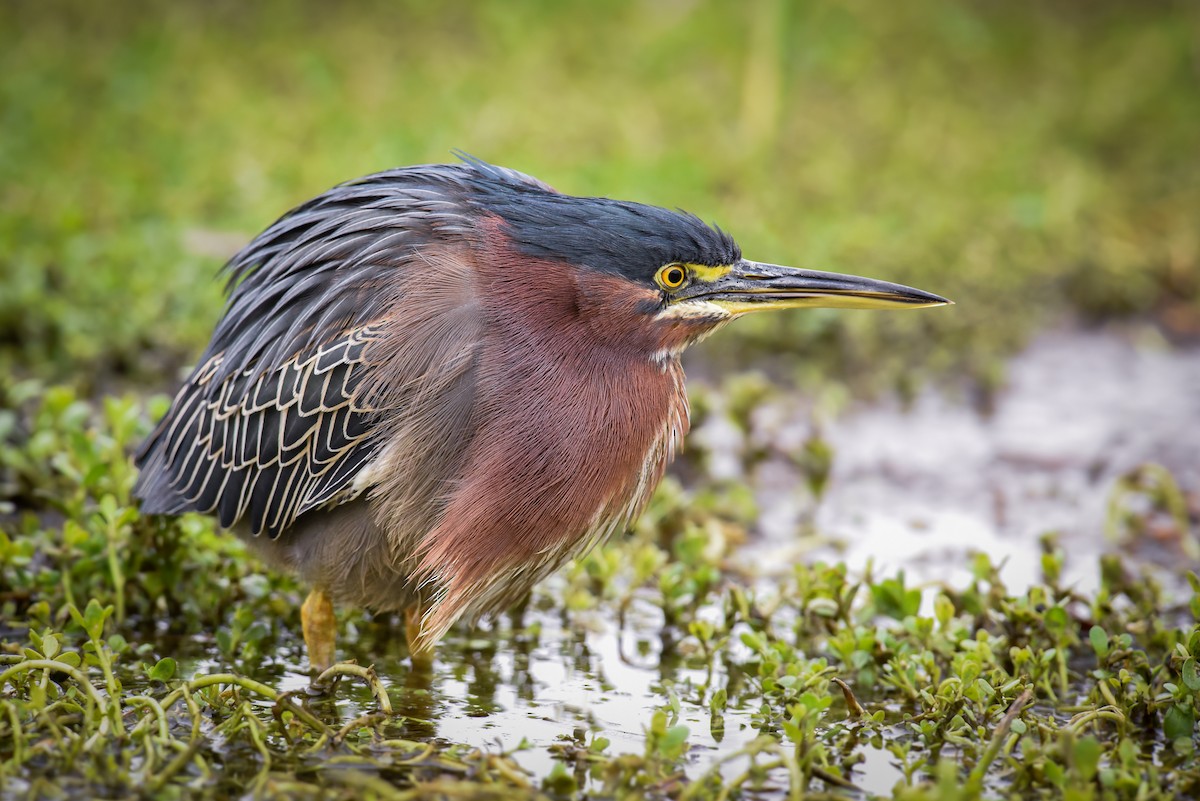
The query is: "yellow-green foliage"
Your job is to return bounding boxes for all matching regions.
[1,0,1196,391]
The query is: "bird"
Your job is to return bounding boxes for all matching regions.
[134,156,949,671]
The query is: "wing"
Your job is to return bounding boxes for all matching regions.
[134,162,507,536]
[135,325,386,534]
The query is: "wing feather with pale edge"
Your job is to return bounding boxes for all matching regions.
[136,326,383,535]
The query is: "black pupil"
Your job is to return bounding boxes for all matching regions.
[667,268,683,285]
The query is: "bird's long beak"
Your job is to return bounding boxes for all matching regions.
[679,259,951,314]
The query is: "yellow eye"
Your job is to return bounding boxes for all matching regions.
[656,264,688,290]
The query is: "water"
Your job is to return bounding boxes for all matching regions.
[171,326,1199,791]
[739,327,1200,593]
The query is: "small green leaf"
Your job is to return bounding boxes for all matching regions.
[1044,606,1068,634]
[658,725,689,758]
[80,599,111,641]
[56,652,82,668]
[1074,736,1101,781]
[689,619,714,643]
[1182,658,1200,692]
[147,657,176,682]
[934,594,955,628]
[710,717,726,742]
[740,631,767,655]
[870,575,922,620]
[1089,626,1109,659]
[243,622,269,644]
[62,520,90,547]
[1041,552,1062,584]
[41,634,59,659]
[542,762,577,794]
[1164,704,1196,741]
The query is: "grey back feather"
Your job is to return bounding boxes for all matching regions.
[134,160,549,537]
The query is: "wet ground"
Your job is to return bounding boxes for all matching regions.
[169,325,1200,794]
[733,326,1200,593]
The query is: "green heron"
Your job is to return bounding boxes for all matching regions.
[134,156,948,670]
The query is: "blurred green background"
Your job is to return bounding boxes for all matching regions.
[2,0,1197,395]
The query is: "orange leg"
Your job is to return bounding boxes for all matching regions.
[301,588,337,673]
[404,606,434,669]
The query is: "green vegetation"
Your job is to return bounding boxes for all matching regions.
[2,385,1199,798]
[2,0,1197,391]
[2,1,1198,798]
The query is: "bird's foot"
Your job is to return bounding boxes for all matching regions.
[302,588,337,674]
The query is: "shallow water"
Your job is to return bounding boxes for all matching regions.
[167,326,1198,792]
[174,596,778,785]
[733,326,1200,593]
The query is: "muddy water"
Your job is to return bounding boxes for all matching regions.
[735,327,1200,593]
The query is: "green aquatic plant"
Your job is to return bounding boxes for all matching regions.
[3,380,1200,798]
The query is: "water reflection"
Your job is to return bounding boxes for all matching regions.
[162,327,1197,792]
